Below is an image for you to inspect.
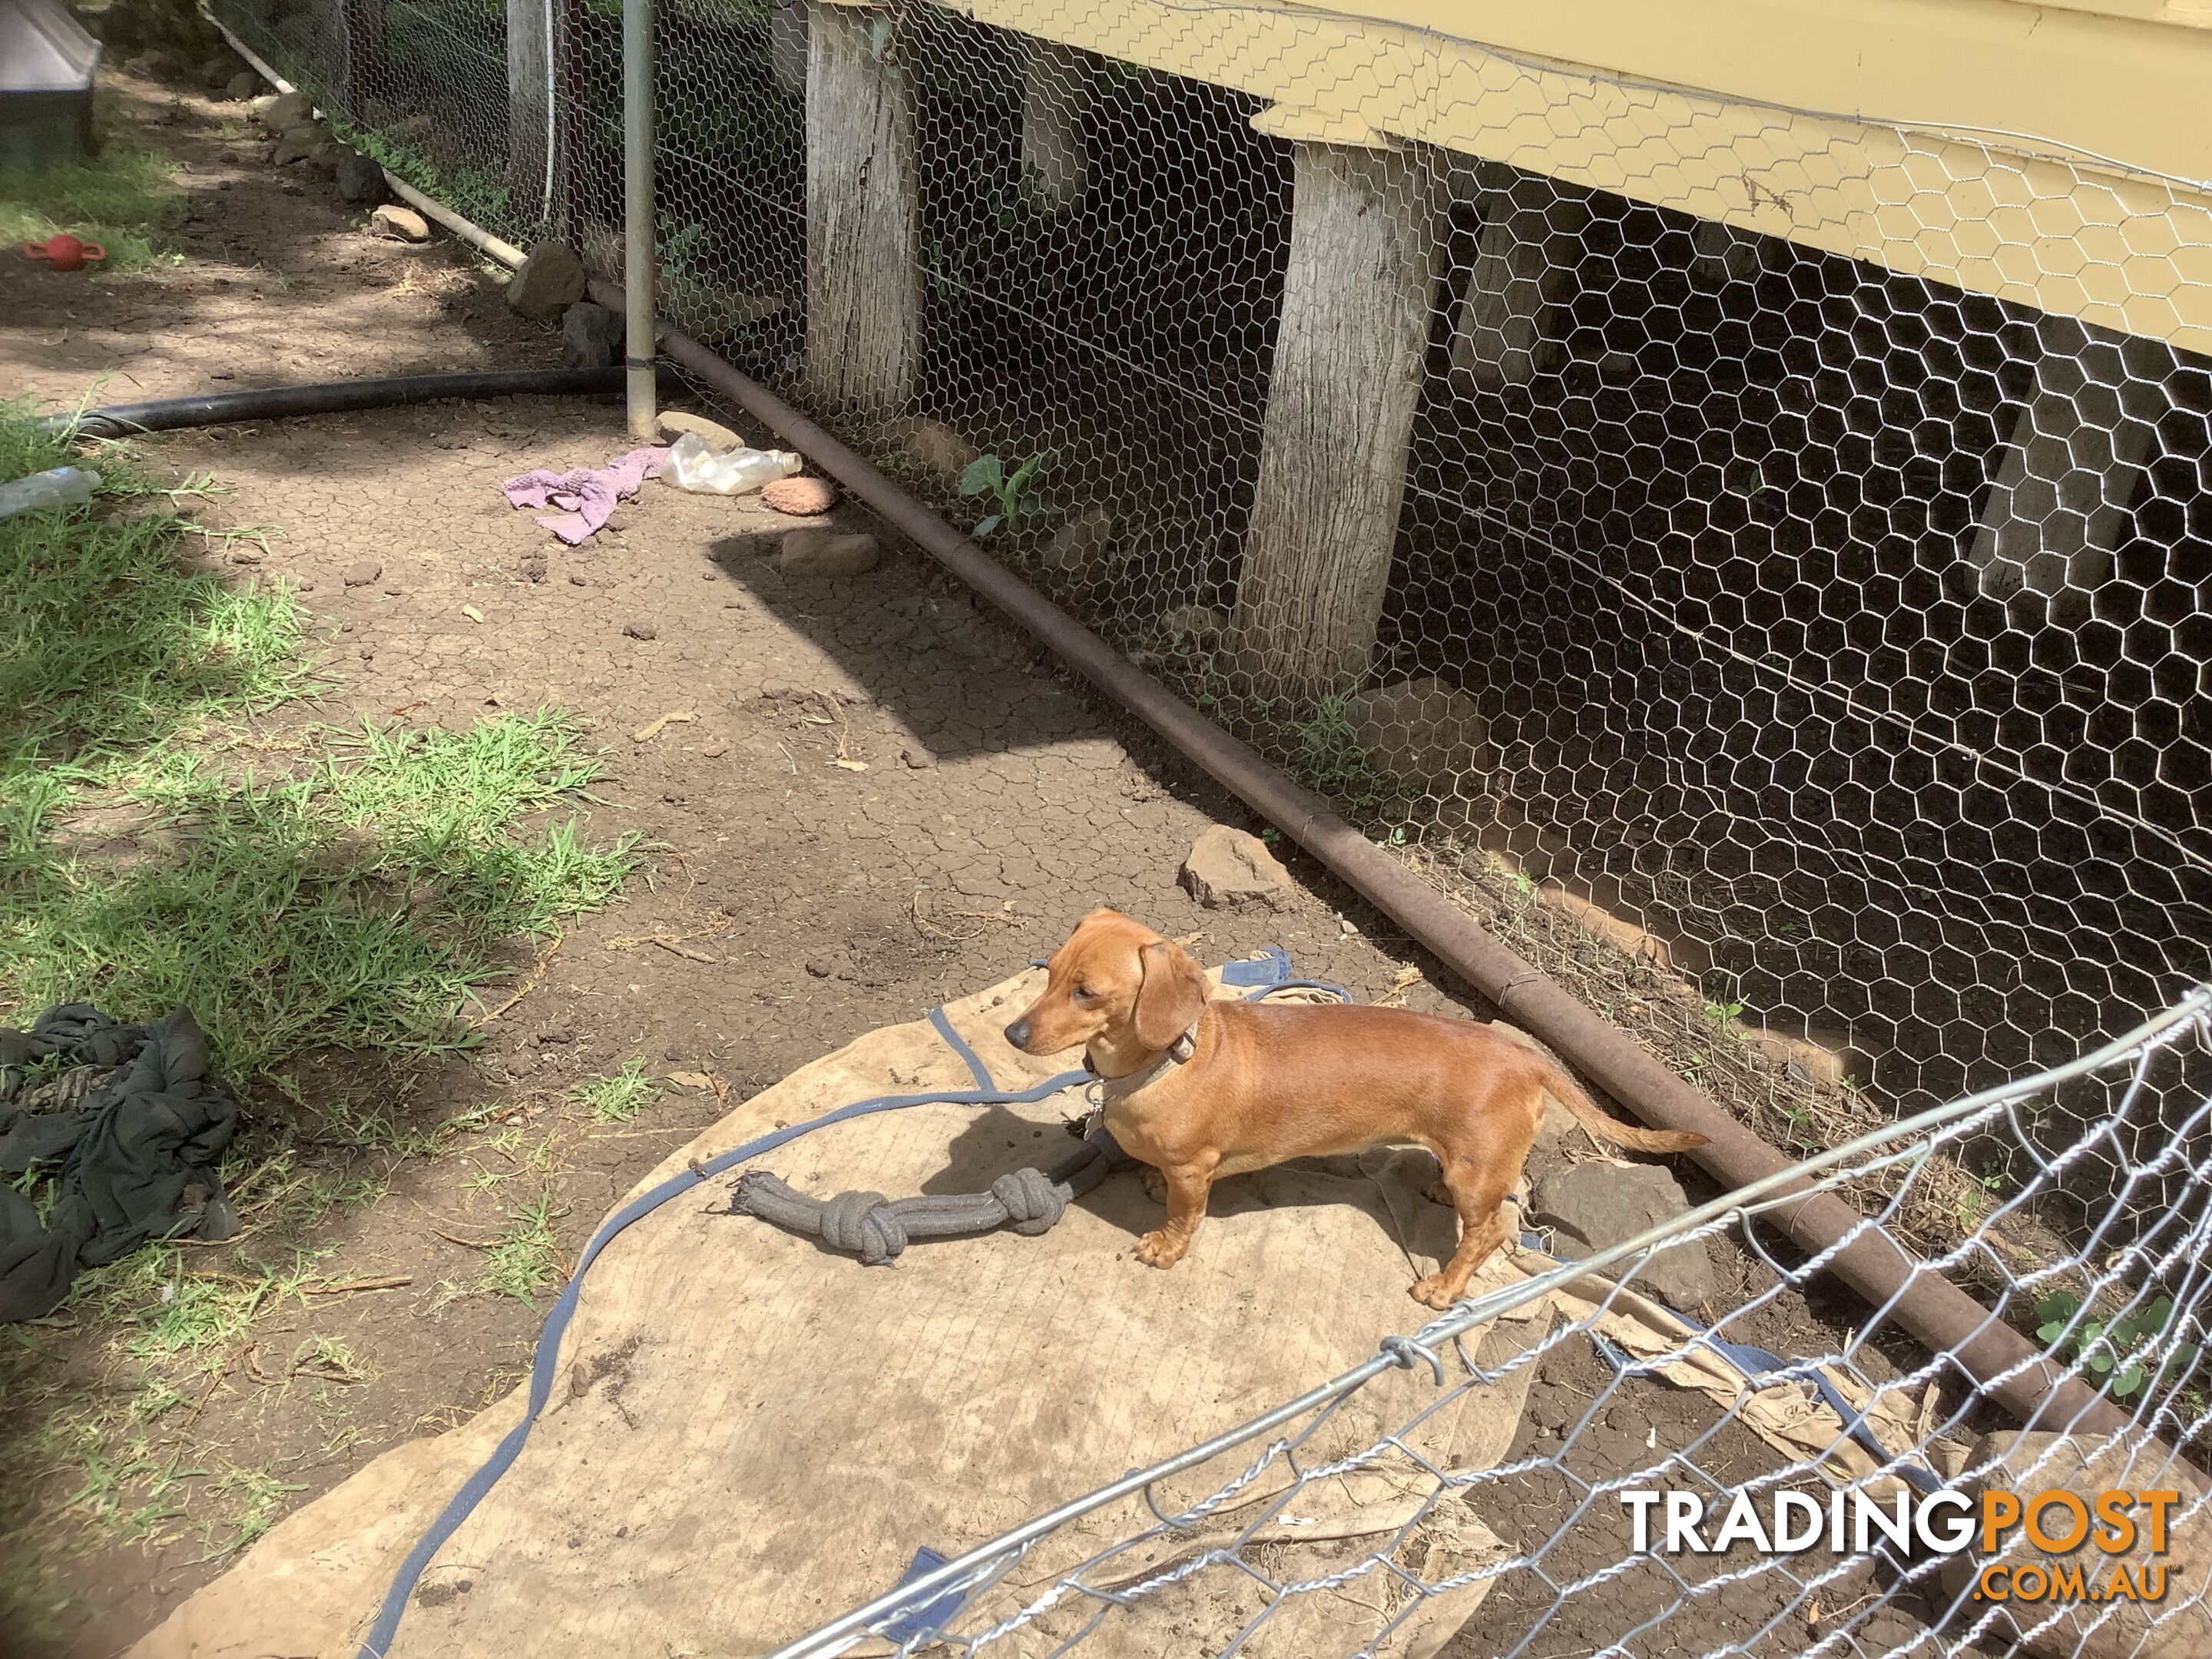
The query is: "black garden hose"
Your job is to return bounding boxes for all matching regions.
[37,366,675,441]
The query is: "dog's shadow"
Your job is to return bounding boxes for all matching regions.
[928,1107,1460,1263]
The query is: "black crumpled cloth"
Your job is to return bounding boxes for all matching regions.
[0,1003,240,1323]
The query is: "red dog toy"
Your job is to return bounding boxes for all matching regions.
[24,235,108,273]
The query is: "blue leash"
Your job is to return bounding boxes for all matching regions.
[358,956,1336,1657]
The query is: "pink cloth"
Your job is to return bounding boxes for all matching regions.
[502,446,667,545]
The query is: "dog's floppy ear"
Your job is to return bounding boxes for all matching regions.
[1132,939,1207,1051]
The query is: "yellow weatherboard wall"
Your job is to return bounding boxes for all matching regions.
[893,0,2212,355]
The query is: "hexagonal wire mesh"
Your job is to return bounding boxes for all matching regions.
[204,0,2212,1648]
[210,0,2211,1162]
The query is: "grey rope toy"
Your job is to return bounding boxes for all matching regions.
[723,1120,1136,1265]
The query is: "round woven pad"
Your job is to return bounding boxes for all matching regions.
[761,475,839,516]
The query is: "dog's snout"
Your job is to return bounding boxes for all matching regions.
[1003,1018,1031,1051]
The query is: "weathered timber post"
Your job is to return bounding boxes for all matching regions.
[1451,161,1588,391]
[508,0,555,217]
[1020,38,1093,214]
[1970,314,2161,625]
[806,2,922,422]
[1232,124,1442,697]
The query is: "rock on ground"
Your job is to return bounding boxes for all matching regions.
[1179,826,1295,912]
[369,204,429,243]
[1041,504,1114,571]
[897,418,979,481]
[270,124,325,167]
[342,560,382,588]
[253,89,313,133]
[654,410,741,452]
[335,151,385,206]
[1528,1161,1717,1312]
[222,71,258,101]
[505,242,588,323]
[780,531,879,577]
[561,302,624,370]
[1341,675,1491,786]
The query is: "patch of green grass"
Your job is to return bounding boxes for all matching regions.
[479,1187,561,1305]
[1287,690,1409,826]
[573,1058,660,1124]
[0,412,306,773]
[3,709,639,1076]
[200,1464,306,1558]
[0,148,184,273]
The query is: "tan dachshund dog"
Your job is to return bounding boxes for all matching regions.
[1004,909,1708,1308]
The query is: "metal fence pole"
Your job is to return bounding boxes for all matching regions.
[621,0,656,439]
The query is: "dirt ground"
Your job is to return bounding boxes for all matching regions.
[3,65,1923,1659]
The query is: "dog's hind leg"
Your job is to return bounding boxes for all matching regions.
[1410,1154,1518,1310]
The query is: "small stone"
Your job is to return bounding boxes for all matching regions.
[228,548,263,565]
[369,204,429,243]
[1179,826,1295,912]
[223,71,259,102]
[899,745,936,770]
[623,621,657,641]
[780,530,879,577]
[804,962,831,979]
[760,475,838,517]
[505,241,588,323]
[272,123,325,167]
[255,89,313,133]
[898,418,979,480]
[1529,1164,1717,1313]
[521,555,547,584]
[654,410,742,453]
[1747,1029,1853,1090]
[342,559,382,588]
[560,301,624,369]
[336,151,386,205]
[1041,504,1114,571]
[568,575,588,588]
[1340,675,1492,785]
[1156,604,1229,643]
[602,510,631,535]
[198,53,242,90]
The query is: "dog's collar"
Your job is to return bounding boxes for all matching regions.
[1084,1023,1198,1103]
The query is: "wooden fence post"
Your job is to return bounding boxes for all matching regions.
[1020,37,1092,214]
[1970,315,2161,625]
[1232,131,1441,697]
[1451,161,1588,391]
[806,2,922,422]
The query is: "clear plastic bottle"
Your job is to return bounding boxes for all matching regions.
[0,466,101,520]
[663,432,803,496]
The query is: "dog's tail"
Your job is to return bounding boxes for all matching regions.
[1541,1061,1710,1155]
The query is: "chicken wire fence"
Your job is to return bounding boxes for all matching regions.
[210,3,2210,1187]
[752,986,2212,1659]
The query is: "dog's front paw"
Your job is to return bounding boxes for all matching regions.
[1140,1167,1169,1205]
[1408,1272,1460,1310]
[1134,1230,1187,1269]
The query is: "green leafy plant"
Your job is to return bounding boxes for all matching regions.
[2036,1290,2204,1400]
[959,452,1055,540]
[572,1058,661,1124]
